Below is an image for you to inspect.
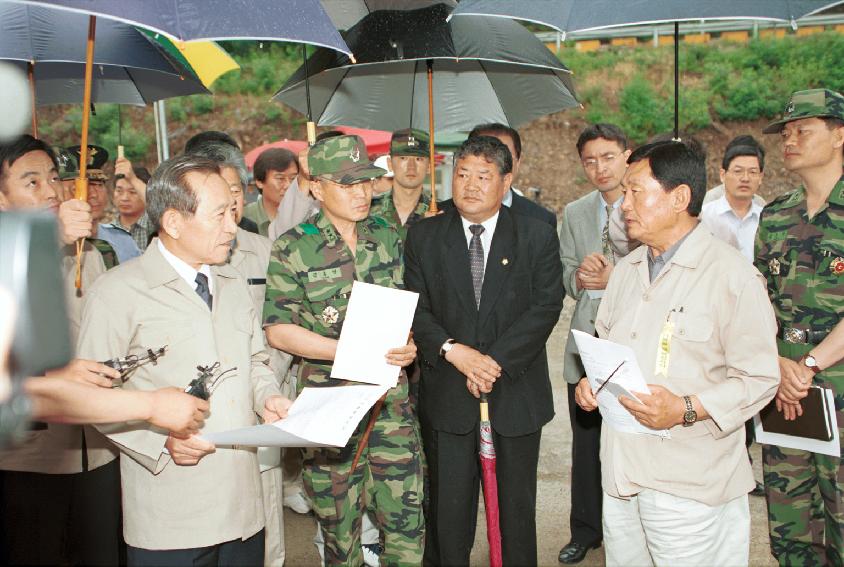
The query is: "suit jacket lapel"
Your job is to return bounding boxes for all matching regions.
[442,210,477,317]
[478,208,515,327]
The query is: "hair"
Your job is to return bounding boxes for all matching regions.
[145,154,220,231]
[316,130,344,142]
[186,141,248,189]
[253,148,298,183]
[647,131,707,159]
[722,135,765,171]
[0,135,57,190]
[468,123,522,160]
[627,140,707,217]
[183,131,239,154]
[576,123,629,157]
[133,166,151,184]
[454,135,513,175]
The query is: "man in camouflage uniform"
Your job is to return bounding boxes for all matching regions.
[370,128,431,241]
[263,135,425,566]
[758,88,844,566]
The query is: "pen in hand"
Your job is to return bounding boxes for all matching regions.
[593,360,626,397]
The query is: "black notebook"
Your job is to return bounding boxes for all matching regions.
[759,387,834,442]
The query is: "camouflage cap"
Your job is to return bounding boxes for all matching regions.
[763,88,844,133]
[67,144,109,181]
[308,135,386,185]
[391,128,429,157]
[53,146,79,180]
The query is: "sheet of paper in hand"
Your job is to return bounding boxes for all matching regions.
[571,329,670,438]
[331,281,419,387]
[203,384,389,447]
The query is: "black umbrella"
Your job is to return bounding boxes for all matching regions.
[1,3,207,113]
[15,0,351,54]
[451,0,844,139]
[320,0,455,30]
[275,4,579,205]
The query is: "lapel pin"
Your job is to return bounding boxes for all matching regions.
[501,258,509,266]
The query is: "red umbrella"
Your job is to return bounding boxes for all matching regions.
[480,392,503,567]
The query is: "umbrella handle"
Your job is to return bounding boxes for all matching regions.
[349,392,387,474]
[426,60,438,213]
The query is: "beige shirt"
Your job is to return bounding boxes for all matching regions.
[77,242,281,550]
[0,242,117,474]
[595,224,779,506]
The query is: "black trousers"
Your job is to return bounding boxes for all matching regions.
[566,382,603,547]
[0,459,123,566]
[422,425,542,567]
[126,529,264,567]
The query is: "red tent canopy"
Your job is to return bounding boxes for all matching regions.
[244,126,393,170]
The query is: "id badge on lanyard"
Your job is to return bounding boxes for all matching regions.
[655,307,683,377]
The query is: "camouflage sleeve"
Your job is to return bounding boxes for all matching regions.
[262,236,305,327]
[754,209,776,303]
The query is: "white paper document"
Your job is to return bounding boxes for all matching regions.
[331,281,419,387]
[204,384,389,448]
[754,388,840,458]
[571,330,670,438]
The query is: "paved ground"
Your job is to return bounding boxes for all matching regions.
[281,298,777,566]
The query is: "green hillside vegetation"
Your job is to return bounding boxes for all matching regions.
[37,32,844,160]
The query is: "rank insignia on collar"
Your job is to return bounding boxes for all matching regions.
[831,257,844,275]
[321,305,340,325]
[769,257,781,276]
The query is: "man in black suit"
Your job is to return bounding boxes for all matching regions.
[404,136,564,566]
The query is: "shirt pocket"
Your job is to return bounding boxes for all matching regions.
[668,311,714,381]
[304,278,352,338]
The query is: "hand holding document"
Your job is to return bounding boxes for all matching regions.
[331,281,419,388]
[571,330,670,438]
[203,384,389,447]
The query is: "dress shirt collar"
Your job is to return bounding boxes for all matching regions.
[460,210,500,241]
[502,188,514,208]
[157,239,213,294]
[647,227,695,282]
[711,194,763,221]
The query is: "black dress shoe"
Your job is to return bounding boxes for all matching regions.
[750,481,765,497]
[558,541,601,564]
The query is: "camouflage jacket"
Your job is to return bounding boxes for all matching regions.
[263,210,403,389]
[755,177,844,331]
[89,238,119,270]
[369,191,430,242]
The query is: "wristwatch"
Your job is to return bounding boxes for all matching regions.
[801,353,822,374]
[439,339,456,357]
[682,395,697,427]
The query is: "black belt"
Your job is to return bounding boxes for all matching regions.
[777,326,833,344]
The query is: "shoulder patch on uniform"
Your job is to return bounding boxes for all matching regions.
[300,223,319,235]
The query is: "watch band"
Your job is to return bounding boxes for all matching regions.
[801,354,822,374]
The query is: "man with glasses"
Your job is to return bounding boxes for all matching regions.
[558,123,630,564]
[700,137,766,262]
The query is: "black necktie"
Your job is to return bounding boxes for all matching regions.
[469,224,485,309]
[195,273,212,309]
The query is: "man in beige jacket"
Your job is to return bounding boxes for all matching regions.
[575,140,779,566]
[0,135,121,565]
[77,154,291,565]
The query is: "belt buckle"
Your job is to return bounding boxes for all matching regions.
[784,328,806,344]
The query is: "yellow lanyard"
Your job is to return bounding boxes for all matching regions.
[655,307,682,377]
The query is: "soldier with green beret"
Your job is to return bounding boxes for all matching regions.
[263,134,424,566]
[370,128,431,242]
[757,88,844,565]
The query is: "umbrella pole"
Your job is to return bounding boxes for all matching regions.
[74,15,96,290]
[427,60,437,213]
[28,61,37,138]
[673,22,679,141]
[303,44,316,145]
[479,392,503,567]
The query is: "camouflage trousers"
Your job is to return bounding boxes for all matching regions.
[763,340,844,566]
[302,375,425,566]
